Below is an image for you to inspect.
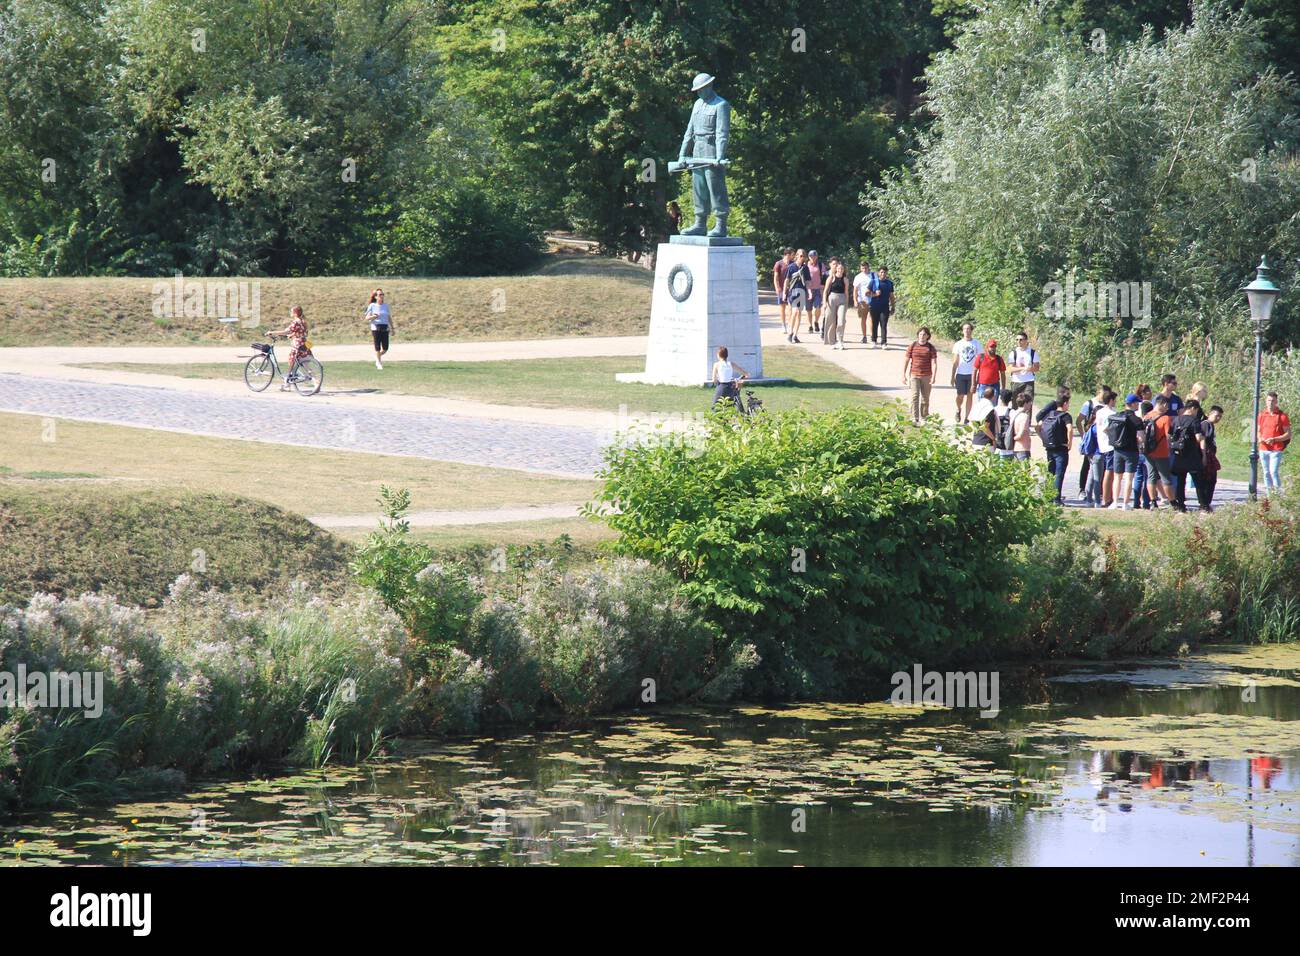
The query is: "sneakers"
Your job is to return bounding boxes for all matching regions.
[861,336,869,344]
[376,358,383,370]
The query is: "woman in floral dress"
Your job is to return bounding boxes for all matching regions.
[272,306,310,390]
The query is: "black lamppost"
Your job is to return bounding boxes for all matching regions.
[1242,256,1280,501]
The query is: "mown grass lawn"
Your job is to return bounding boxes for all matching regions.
[0,412,598,517]
[83,346,883,414]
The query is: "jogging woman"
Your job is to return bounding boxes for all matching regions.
[365,288,395,369]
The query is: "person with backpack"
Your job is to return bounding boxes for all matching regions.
[1169,398,1210,512]
[782,249,811,343]
[974,339,1006,410]
[970,385,999,451]
[994,388,1016,462]
[1142,394,1177,505]
[1038,395,1074,505]
[1008,331,1040,404]
[1010,391,1034,461]
[1258,391,1292,495]
[1106,393,1143,510]
[1079,407,1102,507]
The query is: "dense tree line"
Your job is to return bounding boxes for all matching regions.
[1,0,1297,290]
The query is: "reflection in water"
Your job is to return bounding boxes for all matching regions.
[2,649,1298,867]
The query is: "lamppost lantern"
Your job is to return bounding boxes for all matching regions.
[1242,255,1281,502]
[1242,255,1280,331]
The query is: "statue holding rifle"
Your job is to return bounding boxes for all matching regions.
[669,73,731,238]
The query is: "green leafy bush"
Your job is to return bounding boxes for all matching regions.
[1006,494,1300,656]
[589,406,1060,694]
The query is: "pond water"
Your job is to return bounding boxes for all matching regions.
[4,645,1299,867]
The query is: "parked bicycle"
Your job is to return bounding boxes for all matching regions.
[243,334,324,396]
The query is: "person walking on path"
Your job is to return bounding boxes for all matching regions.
[871,266,895,348]
[950,323,981,425]
[1075,387,1101,502]
[852,260,877,344]
[1008,332,1040,404]
[710,346,750,412]
[782,250,811,343]
[903,327,940,425]
[1038,395,1074,505]
[973,339,1006,403]
[806,250,826,334]
[365,288,395,370]
[823,261,849,349]
[773,248,794,333]
[1258,391,1292,495]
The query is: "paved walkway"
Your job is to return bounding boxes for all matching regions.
[0,373,603,479]
[0,295,1249,515]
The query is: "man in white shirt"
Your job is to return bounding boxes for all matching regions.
[1008,331,1040,404]
[1092,388,1118,507]
[949,323,981,425]
[851,261,877,345]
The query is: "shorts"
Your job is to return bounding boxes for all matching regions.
[955,373,973,396]
[1111,448,1138,474]
[809,288,823,309]
[778,289,789,304]
[371,325,390,351]
[1101,450,1114,472]
[1012,380,1036,403]
[1147,455,1173,483]
[789,287,808,311]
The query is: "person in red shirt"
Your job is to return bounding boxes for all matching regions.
[973,339,1006,399]
[1257,391,1292,495]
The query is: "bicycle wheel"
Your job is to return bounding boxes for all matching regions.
[244,353,274,392]
[292,356,324,396]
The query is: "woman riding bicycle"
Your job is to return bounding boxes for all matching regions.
[711,345,750,413]
[270,306,310,390]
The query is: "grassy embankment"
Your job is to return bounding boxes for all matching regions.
[0,254,652,347]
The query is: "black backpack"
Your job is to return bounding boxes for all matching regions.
[1168,414,1201,458]
[1142,413,1165,453]
[1105,409,1136,450]
[1039,409,1069,449]
[998,407,1015,451]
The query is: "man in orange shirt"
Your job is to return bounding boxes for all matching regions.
[1142,395,1176,503]
[1257,391,1292,495]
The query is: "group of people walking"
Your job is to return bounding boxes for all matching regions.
[773,250,895,349]
[902,326,1292,510]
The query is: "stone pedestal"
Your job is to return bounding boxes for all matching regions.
[617,236,766,386]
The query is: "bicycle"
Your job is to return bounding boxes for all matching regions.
[243,334,324,396]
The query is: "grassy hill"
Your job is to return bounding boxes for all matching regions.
[0,254,653,347]
[0,485,355,607]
